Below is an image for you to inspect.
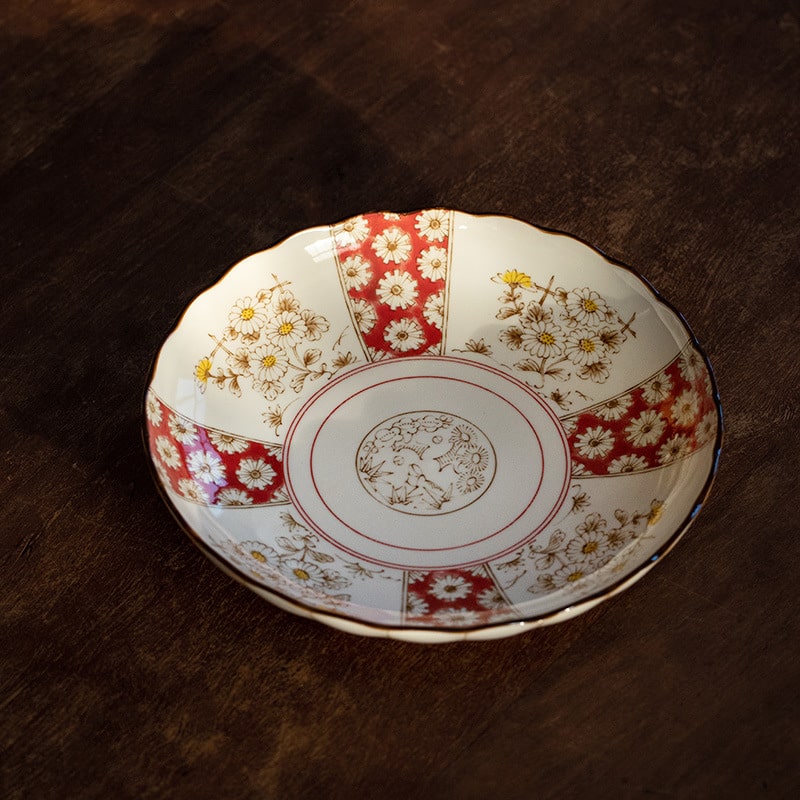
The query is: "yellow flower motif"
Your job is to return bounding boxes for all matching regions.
[195,357,212,384]
[501,269,532,288]
[648,501,664,526]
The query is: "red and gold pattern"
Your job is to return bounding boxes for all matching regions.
[564,347,717,476]
[403,566,517,626]
[146,392,285,506]
[331,210,452,360]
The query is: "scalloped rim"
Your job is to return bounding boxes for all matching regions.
[142,209,723,643]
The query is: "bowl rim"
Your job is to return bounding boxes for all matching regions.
[142,208,724,638]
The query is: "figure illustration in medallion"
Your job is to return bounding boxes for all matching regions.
[356,412,496,515]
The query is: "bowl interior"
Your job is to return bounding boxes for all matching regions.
[145,210,720,639]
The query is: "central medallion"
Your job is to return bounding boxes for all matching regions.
[356,411,497,515]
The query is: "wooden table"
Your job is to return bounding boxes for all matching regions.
[2,1,798,797]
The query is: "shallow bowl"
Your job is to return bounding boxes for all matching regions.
[145,210,721,642]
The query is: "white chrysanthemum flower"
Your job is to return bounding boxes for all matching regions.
[672,389,700,427]
[384,317,425,352]
[265,310,308,347]
[658,433,692,464]
[186,449,226,485]
[352,297,377,334]
[565,329,605,366]
[641,371,673,405]
[177,478,209,504]
[417,246,448,281]
[405,592,430,616]
[249,344,289,384]
[168,414,198,445]
[575,426,615,460]
[228,296,268,336]
[372,227,412,264]
[563,288,610,327]
[415,209,449,242]
[216,488,253,506]
[155,436,181,469]
[333,215,370,247]
[430,574,472,602]
[376,269,418,310]
[625,410,666,447]
[340,254,372,290]
[432,607,480,626]
[208,430,248,454]
[236,457,277,490]
[594,394,632,421]
[423,290,445,329]
[608,453,649,473]
[145,392,162,426]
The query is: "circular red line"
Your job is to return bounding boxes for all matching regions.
[308,375,545,551]
[283,358,572,568]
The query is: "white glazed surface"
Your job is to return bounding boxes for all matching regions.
[145,210,721,642]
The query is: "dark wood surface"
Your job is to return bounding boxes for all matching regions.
[2,1,798,797]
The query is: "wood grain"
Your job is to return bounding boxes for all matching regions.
[1,1,798,797]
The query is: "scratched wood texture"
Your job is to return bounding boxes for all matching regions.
[1,1,798,797]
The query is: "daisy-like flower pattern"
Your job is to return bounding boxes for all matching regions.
[340,254,372,290]
[405,592,430,616]
[155,436,181,469]
[594,394,632,421]
[216,488,253,506]
[658,433,691,464]
[430,574,472,602]
[146,392,162,426]
[423,291,445,329]
[372,227,412,264]
[672,389,700,427]
[550,561,593,589]
[432,608,480,626]
[351,297,377,334]
[679,348,704,382]
[565,525,610,566]
[521,320,563,358]
[477,587,506,610]
[243,541,279,566]
[575,426,615,460]
[177,478,209,504]
[249,344,289,384]
[228,296,267,337]
[208,430,248,454]
[237,457,276,490]
[265,310,308,347]
[695,410,717,446]
[415,209,449,242]
[186,450,226,485]
[333,215,370,247]
[417,246,448,281]
[384,317,425,352]
[376,269,418,309]
[608,453,649,474]
[279,558,327,589]
[563,288,610,327]
[625,409,666,447]
[641,371,673,405]
[168,414,198,445]
[565,329,605,366]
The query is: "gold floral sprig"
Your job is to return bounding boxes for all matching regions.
[194,276,359,432]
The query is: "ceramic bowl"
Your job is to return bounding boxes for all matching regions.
[145,210,721,642]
